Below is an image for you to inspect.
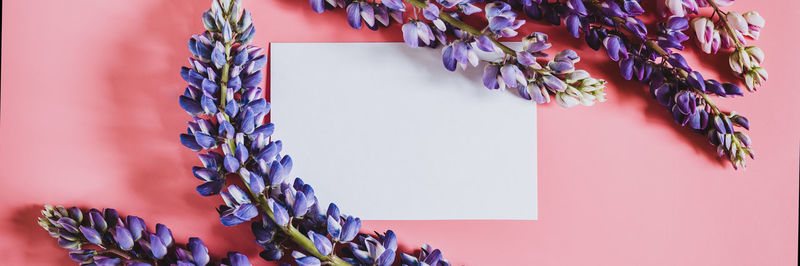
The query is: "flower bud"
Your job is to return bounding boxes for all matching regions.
[743,11,765,39]
[726,11,749,33]
[745,46,764,64]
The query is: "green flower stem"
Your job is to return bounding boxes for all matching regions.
[403,0,516,56]
[707,0,745,48]
[210,8,350,266]
[586,0,725,114]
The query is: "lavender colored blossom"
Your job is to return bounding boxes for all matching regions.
[39,205,251,265]
[507,0,756,168]
[180,1,453,265]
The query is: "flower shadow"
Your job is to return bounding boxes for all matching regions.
[9,204,72,265]
[97,0,265,262]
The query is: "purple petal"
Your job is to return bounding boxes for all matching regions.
[723,83,743,96]
[127,216,146,241]
[416,22,433,45]
[401,22,418,47]
[475,35,495,52]
[188,238,210,265]
[310,0,324,13]
[179,96,203,115]
[229,252,252,266]
[516,51,537,66]
[234,204,258,221]
[422,3,439,21]
[268,160,286,186]
[346,3,362,29]
[675,91,694,115]
[280,155,293,173]
[114,226,134,250]
[441,45,456,71]
[293,192,309,217]
[488,17,513,32]
[548,59,574,74]
[309,231,333,255]
[705,80,726,97]
[619,58,634,80]
[156,224,173,247]
[687,71,706,92]
[453,41,468,64]
[377,249,396,266]
[327,203,340,221]
[374,5,390,26]
[327,216,342,240]
[383,0,405,10]
[360,3,375,27]
[296,256,322,266]
[192,167,218,182]
[423,249,442,265]
[340,216,361,242]
[181,134,202,151]
[211,42,226,69]
[567,0,587,15]
[731,115,750,130]
[201,78,219,95]
[482,65,500,90]
[223,154,240,173]
[500,65,519,88]
[196,180,224,196]
[542,75,566,92]
[89,210,107,232]
[242,71,263,88]
[150,234,167,259]
[566,15,581,38]
[603,36,620,61]
[79,226,102,245]
[270,200,290,226]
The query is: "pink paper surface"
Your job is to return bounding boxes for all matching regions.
[1,0,797,265]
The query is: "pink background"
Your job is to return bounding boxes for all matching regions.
[1,0,797,265]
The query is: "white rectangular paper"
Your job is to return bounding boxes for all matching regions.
[270,43,536,220]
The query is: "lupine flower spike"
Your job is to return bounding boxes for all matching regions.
[39,205,252,266]
[180,0,451,264]
[505,0,758,169]
[311,0,608,108]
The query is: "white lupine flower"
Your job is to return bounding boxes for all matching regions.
[692,17,721,54]
[726,11,749,33]
[743,11,765,39]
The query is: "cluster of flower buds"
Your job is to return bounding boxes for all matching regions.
[506,0,757,169]
[312,0,607,108]
[654,0,768,91]
[310,0,406,30]
[39,205,251,265]
[181,1,451,265]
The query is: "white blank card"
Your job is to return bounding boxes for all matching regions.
[270,43,536,220]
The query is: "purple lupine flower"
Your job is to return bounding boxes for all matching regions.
[402,20,435,47]
[658,16,691,50]
[602,35,628,61]
[509,0,755,168]
[219,185,258,226]
[486,2,525,37]
[348,231,397,266]
[442,40,479,71]
[39,205,251,265]
[401,244,450,266]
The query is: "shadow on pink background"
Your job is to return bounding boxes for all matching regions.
[1,0,797,265]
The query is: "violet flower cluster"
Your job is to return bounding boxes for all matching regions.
[653,0,767,90]
[179,0,450,265]
[504,0,757,169]
[38,205,251,266]
[310,0,608,108]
